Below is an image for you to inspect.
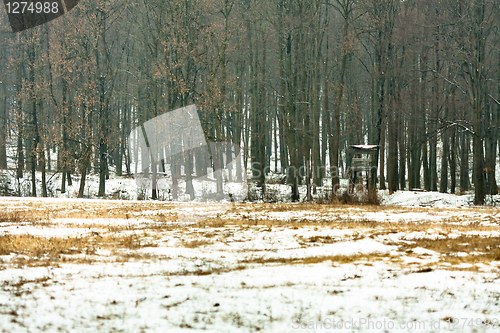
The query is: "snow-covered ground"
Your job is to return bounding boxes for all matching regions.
[381,190,500,208]
[2,168,500,206]
[0,197,499,332]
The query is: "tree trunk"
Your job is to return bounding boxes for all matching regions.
[459,132,470,192]
[423,142,430,191]
[28,41,39,197]
[440,132,449,193]
[471,0,487,205]
[78,148,91,198]
[40,142,47,197]
[387,41,398,193]
[0,79,7,169]
[449,127,457,194]
[379,112,387,190]
[440,97,450,193]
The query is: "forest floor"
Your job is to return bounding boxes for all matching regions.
[0,197,499,332]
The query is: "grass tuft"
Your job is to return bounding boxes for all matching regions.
[0,233,159,267]
[240,253,391,266]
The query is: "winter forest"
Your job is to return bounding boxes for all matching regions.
[1,2,500,331]
[0,0,499,205]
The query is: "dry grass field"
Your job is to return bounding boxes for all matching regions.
[0,197,499,332]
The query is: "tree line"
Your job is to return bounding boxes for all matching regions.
[0,0,499,204]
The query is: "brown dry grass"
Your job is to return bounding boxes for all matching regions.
[230,203,500,225]
[0,211,47,224]
[0,235,92,257]
[54,221,183,234]
[171,265,247,276]
[0,200,177,222]
[229,202,382,214]
[1,200,498,272]
[240,253,395,266]
[195,216,497,235]
[0,233,159,267]
[2,200,496,227]
[181,239,214,248]
[406,235,500,263]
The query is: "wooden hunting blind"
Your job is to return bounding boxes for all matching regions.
[349,145,379,190]
[350,145,379,172]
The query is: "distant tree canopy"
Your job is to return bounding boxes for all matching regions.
[0,0,498,204]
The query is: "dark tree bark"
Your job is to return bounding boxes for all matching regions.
[0,74,7,170]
